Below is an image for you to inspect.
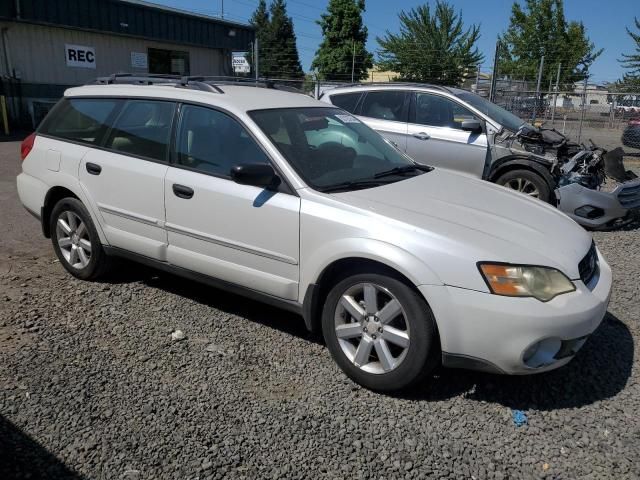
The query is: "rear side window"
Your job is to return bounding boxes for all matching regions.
[175,104,269,177]
[104,100,175,162]
[329,92,362,113]
[360,91,408,122]
[39,98,118,145]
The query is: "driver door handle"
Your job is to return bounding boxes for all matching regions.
[172,184,194,199]
[413,132,430,140]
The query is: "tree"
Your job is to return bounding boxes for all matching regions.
[498,0,602,87]
[376,1,483,86]
[311,0,373,81]
[267,0,304,79]
[249,0,303,79]
[249,0,272,76]
[615,17,640,91]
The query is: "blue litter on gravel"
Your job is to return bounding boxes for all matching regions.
[512,409,528,427]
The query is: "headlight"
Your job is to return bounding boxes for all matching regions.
[478,263,575,302]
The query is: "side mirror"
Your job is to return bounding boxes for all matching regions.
[230,163,281,189]
[461,119,483,133]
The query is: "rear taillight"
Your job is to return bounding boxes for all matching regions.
[20,132,36,161]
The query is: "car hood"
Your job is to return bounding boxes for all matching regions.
[334,169,592,281]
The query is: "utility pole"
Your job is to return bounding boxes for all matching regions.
[532,55,544,124]
[351,40,356,83]
[551,63,561,124]
[489,41,500,102]
[475,64,481,92]
[221,0,224,18]
[254,38,259,82]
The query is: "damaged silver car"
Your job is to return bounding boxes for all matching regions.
[321,84,640,229]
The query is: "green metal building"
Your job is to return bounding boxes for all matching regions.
[0,0,255,127]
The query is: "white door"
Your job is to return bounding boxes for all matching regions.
[164,104,300,300]
[79,99,176,260]
[406,92,488,178]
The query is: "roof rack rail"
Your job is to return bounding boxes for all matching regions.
[89,74,306,95]
[92,73,224,93]
[325,82,452,92]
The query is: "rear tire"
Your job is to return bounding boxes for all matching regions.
[495,169,551,203]
[50,198,109,280]
[321,272,439,392]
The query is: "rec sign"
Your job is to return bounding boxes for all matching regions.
[65,44,96,69]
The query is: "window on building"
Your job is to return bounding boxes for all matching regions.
[39,98,119,145]
[176,105,269,177]
[104,100,175,162]
[148,48,190,75]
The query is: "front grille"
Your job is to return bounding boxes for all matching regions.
[617,182,640,208]
[578,242,599,287]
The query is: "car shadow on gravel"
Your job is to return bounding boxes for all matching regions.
[103,263,320,344]
[400,312,634,410]
[0,415,85,479]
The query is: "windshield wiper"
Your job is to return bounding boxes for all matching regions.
[373,164,433,179]
[319,179,392,193]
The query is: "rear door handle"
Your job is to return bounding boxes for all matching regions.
[86,162,102,175]
[413,132,430,140]
[172,184,194,199]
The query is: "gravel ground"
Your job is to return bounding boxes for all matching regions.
[1,140,639,480]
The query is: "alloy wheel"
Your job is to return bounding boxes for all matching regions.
[56,211,92,269]
[334,283,410,374]
[505,177,540,197]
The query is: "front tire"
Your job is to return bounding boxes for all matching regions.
[495,169,551,203]
[322,272,439,392]
[50,198,109,280]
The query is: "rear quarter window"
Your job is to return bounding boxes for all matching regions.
[39,98,119,146]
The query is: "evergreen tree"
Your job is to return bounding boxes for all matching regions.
[249,0,272,76]
[267,0,304,79]
[616,17,640,90]
[376,1,482,85]
[498,0,602,87]
[311,0,373,81]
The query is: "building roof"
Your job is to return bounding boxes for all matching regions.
[0,0,254,51]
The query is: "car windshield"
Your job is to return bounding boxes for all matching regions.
[454,91,529,132]
[250,107,427,192]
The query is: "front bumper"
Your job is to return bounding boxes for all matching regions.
[555,178,640,229]
[420,250,612,375]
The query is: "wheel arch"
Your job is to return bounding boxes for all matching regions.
[488,156,556,193]
[42,184,107,244]
[301,243,443,334]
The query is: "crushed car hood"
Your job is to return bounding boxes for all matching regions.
[335,169,592,281]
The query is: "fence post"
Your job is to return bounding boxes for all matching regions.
[532,55,544,124]
[578,74,588,143]
[551,63,561,124]
[489,41,500,103]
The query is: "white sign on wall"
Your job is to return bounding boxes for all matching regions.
[232,52,250,73]
[131,52,148,69]
[65,44,96,69]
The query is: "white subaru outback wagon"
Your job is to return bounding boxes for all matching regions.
[17,76,612,391]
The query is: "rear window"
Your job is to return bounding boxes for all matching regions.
[360,91,408,122]
[104,100,175,162]
[39,98,119,145]
[329,92,362,113]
